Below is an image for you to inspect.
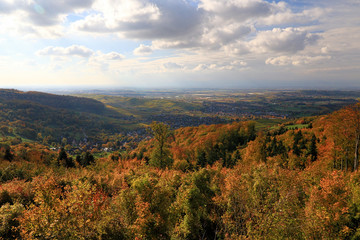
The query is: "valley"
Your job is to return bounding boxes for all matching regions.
[1,88,360,239]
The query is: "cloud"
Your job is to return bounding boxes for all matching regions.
[0,0,17,14]
[37,45,94,58]
[25,0,94,27]
[259,3,327,26]
[88,51,126,72]
[248,28,320,54]
[266,55,331,66]
[75,0,202,40]
[0,0,325,51]
[193,60,248,71]
[201,25,252,48]
[133,44,153,56]
[100,52,125,61]
[0,0,95,37]
[163,62,184,70]
[199,0,273,22]
[71,0,326,53]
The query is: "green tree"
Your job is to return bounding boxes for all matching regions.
[149,122,173,169]
[172,169,217,239]
[58,148,74,168]
[293,130,303,156]
[4,148,13,162]
[58,148,68,164]
[77,151,95,167]
[196,149,207,168]
[307,134,318,162]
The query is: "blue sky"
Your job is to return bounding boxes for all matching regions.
[0,0,359,89]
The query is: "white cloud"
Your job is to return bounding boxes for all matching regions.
[100,52,125,61]
[163,62,184,70]
[193,64,209,71]
[89,51,126,72]
[259,5,327,26]
[266,55,331,66]
[75,0,202,40]
[37,45,94,58]
[193,60,248,71]
[248,28,320,54]
[133,44,153,56]
[199,0,273,22]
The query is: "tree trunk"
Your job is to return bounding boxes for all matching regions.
[354,133,359,171]
[345,158,348,172]
[341,158,343,171]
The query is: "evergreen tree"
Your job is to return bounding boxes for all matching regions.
[66,157,75,168]
[57,148,74,167]
[196,149,207,168]
[75,155,81,165]
[4,148,13,161]
[293,131,303,156]
[270,137,278,157]
[307,134,318,162]
[57,148,68,166]
[82,151,95,166]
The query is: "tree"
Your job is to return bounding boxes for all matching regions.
[57,148,75,168]
[0,203,24,239]
[4,148,13,162]
[172,169,217,239]
[293,130,303,156]
[76,152,95,167]
[304,171,351,239]
[349,103,360,170]
[58,148,67,164]
[149,122,173,169]
[307,134,318,162]
[19,178,108,239]
[196,149,207,168]
[331,103,360,171]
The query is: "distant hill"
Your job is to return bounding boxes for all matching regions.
[0,89,128,144]
[0,89,105,114]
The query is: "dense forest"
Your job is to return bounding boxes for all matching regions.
[1,91,360,239]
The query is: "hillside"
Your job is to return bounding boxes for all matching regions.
[0,89,105,114]
[0,89,132,145]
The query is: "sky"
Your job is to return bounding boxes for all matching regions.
[0,0,359,89]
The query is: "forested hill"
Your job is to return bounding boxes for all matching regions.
[0,89,105,114]
[0,89,128,143]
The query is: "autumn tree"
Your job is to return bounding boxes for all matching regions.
[19,178,108,239]
[349,103,360,170]
[331,103,360,171]
[0,202,24,239]
[304,171,351,239]
[149,122,173,169]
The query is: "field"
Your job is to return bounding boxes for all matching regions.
[70,89,360,130]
